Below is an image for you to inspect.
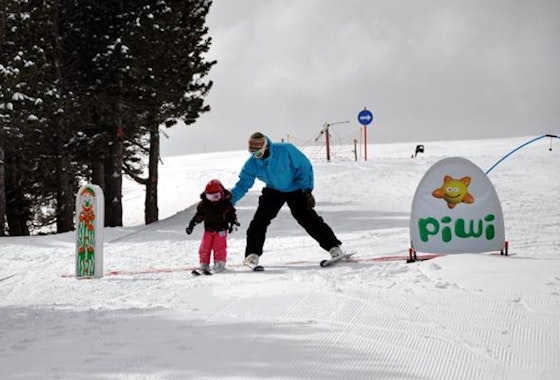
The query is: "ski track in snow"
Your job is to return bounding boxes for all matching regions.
[1,137,560,379]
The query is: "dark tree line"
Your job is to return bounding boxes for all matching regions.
[0,0,216,236]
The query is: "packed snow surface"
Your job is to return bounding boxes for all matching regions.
[1,136,559,379]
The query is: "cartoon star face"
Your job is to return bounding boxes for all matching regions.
[432,175,475,209]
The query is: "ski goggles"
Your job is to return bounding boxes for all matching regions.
[248,139,267,159]
[205,192,222,202]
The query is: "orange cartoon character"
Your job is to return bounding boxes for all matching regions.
[432,175,475,209]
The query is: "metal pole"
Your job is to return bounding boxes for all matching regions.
[364,126,368,161]
[325,125,331,161]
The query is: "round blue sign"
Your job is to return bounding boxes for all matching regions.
[357,109,373,126]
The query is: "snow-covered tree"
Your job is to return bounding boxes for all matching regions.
[1,0,79,235]
[63,0,216,226]
[1,0,215,234]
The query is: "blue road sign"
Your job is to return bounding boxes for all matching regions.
[357,109,373,126]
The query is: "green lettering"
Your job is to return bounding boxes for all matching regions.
[419,217,439,242]
[441,216,452,242]
[455,218,483,238]
[484,214,495,240]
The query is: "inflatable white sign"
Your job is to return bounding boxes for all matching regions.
[410,157,505,254]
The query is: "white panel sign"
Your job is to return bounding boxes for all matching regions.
[75,184,104,278]
[410,157,505,254]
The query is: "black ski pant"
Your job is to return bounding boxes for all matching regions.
[245,188,341,257]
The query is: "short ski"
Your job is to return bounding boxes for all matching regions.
[191,268,212,276]
[320,251,357,267]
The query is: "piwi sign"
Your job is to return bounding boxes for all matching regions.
[410,157,505,254]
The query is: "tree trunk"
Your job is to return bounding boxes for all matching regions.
[5,154,30,236]
[91,160,107,227]
[145,126,160,224]
[0,15,5,234]
[92,160,105,190]
[0,141,6,236]
[52,0,74,233]
[56,152,75,232]
[104,138,123,227]
[103,68,125,227]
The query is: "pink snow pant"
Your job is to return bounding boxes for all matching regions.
[199,230,228,265]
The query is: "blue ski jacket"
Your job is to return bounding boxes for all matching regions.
[230,138,314,205]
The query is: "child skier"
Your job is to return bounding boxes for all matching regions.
[186,179,239,274]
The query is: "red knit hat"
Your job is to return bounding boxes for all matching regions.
[205,179,224,195]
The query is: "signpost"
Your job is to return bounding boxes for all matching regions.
[357,108,373,161]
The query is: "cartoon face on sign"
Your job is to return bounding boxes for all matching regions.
[81,188,94,211]
[432,175,475,209]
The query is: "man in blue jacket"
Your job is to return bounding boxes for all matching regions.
[230,132,343,267]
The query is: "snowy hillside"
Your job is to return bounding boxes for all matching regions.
[1,136,559,379]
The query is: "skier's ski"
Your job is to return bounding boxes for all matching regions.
[191,268,212,276]
[320,251,357,267]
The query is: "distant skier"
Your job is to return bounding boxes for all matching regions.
[230,132,343,268]
[186,179,239,273]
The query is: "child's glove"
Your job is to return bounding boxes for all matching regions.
[228,220,240,233]
[186,221,195,235]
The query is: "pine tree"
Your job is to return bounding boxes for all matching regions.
[69,0,216,225]
[0,0,216,233]
[120,0,216,224]
[1,0,50,235]
[1,1,89,235]
[1,0,81,235]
